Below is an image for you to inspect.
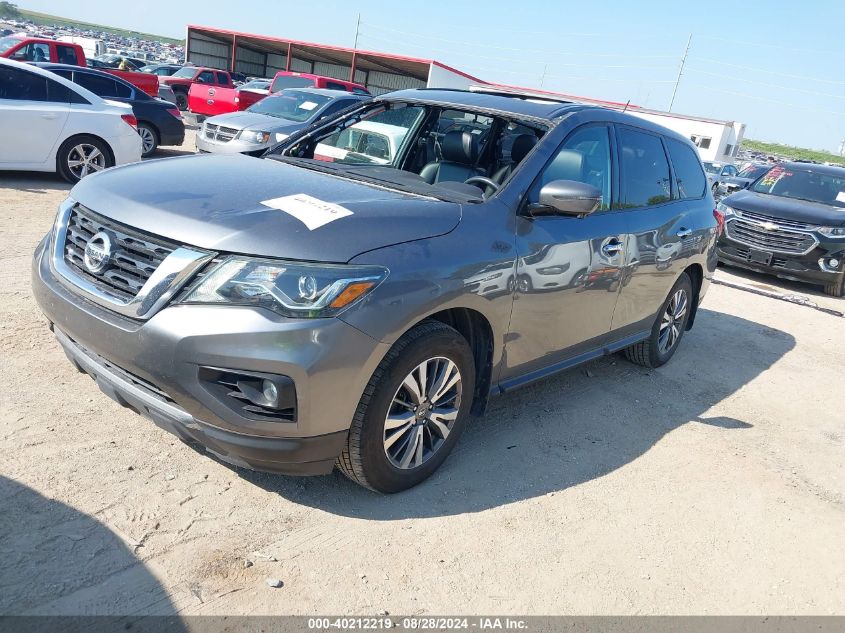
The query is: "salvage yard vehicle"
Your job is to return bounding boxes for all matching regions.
[717,162,845,296]
[32,88,718,492]
[0,36,160,97]
[717,162,770,197]
[269,70,370,95]
[37,63,185,157]
[196,88,368,156]
[159,66,233,111]
[0,58,142,182]
[703,161,738,195]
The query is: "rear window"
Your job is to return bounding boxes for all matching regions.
[665,138,706,199]
[270,75,315,93]
[0,36,22,54]
[751,166,845,208]
[619,128,672,207]
[75,72,131,99]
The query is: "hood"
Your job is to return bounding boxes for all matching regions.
[69,154,461,262]
[206,111,301,134]
[725,189,845,227]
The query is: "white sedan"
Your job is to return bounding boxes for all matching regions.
[0,58,142,182]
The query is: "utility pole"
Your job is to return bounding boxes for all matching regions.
[353,13,361,50]
[668,33,692,112]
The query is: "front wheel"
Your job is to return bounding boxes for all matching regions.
[823,277,845,297]
[625,273,693,368]
[337,320,475,493]
[175,91,188,111]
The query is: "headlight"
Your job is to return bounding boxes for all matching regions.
[716,202,739,218]
[817,226,845,237]
[274,132,289,143]
[181,257,387,318]
[239,130,271,144]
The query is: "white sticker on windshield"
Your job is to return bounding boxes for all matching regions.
[299,101,318,111]
[837,191,845,203]
[261,194,353,230]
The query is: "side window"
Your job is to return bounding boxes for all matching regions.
[197,70,215,83]
[113,80,132,99]
[215,72,228,85]
[46,78,79,103]
[0,66,48,101]
[618,127,671,208]
[325,81,348,91]
[56,45,79,65]
[665,138,706,199]
[12,42,51,62]
[531,124,612,211]
[75,72,119,98]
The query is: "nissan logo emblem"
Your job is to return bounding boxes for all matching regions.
[83,231,113,274]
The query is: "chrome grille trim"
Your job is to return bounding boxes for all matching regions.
[726,216,818,255]
[51,199,215,320]
[736,209,817,232]
[204,123,238,143]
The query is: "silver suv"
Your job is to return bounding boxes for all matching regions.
[33,89,719,492]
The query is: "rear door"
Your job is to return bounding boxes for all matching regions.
[0,65,70,165]
[504,122,625,379]
[610,127,698,336]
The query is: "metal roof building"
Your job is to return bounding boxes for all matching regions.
[185,25,482,95]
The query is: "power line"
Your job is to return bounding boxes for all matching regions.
[694,34,841,57]
[684,82,845,117]
[692,57,845,87]
[684,66,845,101]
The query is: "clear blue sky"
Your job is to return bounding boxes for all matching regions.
[20,0,845,152]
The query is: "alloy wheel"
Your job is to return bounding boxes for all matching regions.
[67,144,106,179]
[658,288,688,354]
[138,126,155,155]
[383,357,462,470]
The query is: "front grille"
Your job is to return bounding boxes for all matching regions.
[204,123,238,143]
[737,209,817,232]
[64,204,177,301]
[727,216,817,254]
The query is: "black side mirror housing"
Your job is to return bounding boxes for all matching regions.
[527,180,603,217]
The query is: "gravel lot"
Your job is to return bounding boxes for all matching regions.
[1,132,843,616]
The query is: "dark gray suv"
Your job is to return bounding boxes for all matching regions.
[32,89,720,492]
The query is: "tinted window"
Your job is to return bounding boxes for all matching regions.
[325,81,348,91]
[75,72,122,98]
[47,78,86,104]
[270,75,315,92]
[318,98,357,119]
[0,66,48,100]
[665,138,706,199]
[532,124,612,210]
[197,70,215,83]
[215,72,228,84]
[56,45,78,65]
[619,127,671,207]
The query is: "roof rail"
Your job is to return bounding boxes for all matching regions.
[467,84,576,104]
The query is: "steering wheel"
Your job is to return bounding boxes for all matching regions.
[464,176,500,196]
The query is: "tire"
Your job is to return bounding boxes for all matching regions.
[175,91,188,111]
[56,135,113,183]
[137,122,158,157]
[625,273,693,368]
[337,320,476,493]
[823,278,845,297]
[711,182,719,195]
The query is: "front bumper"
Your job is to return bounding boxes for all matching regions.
[32,236,390,475]
[195,131,270,156]
[717,234,845,287]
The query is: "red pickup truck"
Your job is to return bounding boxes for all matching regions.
[188,71,369,118]
[159,67,234,111]
[0,37,159,98]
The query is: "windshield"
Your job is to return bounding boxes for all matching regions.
[702,162,720,174]
[247,91,332,121]
[738,164,768,179]
[240,80,270,91]
[172,67,198,79]
[751,165,845,208]
[270,75,315,93]
[0,36,22,54]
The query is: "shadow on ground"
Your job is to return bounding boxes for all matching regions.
[0,477,181,622]
[237,308,794,518]
[718,261,842,302]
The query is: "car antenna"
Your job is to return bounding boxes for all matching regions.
[622,99,631,113]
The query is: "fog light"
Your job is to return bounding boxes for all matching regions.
[262,379,278,404]
[829,258,841,269]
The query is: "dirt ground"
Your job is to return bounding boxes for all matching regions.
[1,132,843,616]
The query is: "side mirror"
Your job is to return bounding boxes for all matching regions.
[528,180,603,217]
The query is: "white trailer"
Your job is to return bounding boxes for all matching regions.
[57,36,106,59]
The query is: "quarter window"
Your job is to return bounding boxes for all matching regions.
[665,138,706,199]
[619,127,672,208]
[0,66,48,100]
[531,125,612,210]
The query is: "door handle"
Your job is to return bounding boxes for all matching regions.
[676,228,693,238]
[40,113,57,119]
[602,240,624,257]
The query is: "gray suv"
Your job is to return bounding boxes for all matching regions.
[32,89,719,493]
